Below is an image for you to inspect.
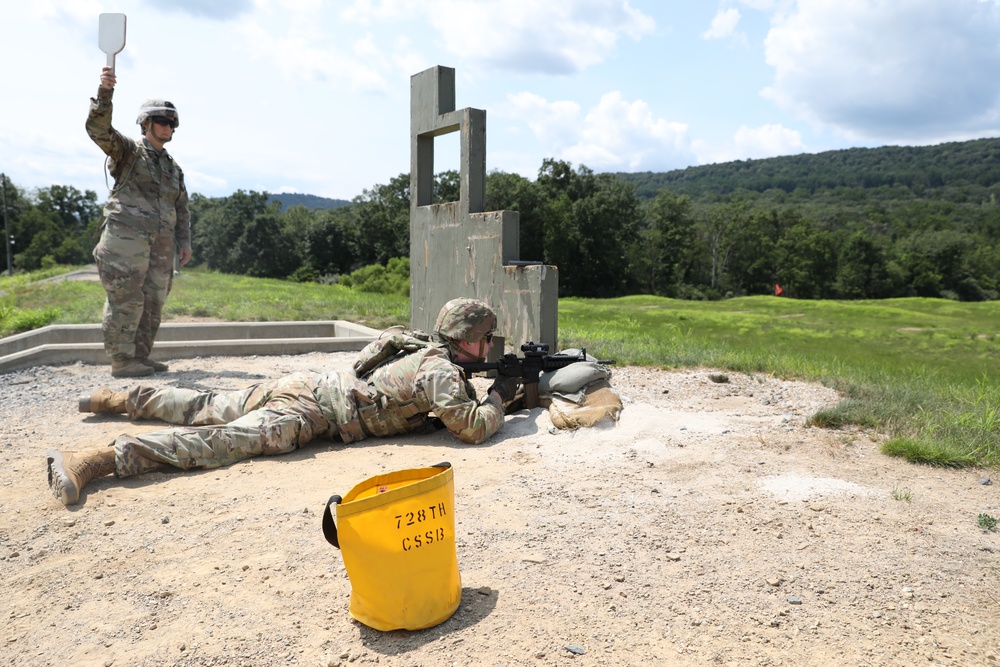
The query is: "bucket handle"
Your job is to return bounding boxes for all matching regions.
[322,494,343,549]
[322,462,452,550]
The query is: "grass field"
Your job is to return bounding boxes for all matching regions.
[0,266,409,332]
[558,295,999,468]
[2,266,997,468]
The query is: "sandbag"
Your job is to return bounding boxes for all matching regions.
[538,361,611,402]
[547,380,623,429]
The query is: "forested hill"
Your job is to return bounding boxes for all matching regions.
[614,137,1000,200]
[5,136,999,302]
[268,192,351,212]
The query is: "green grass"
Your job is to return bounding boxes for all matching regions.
[557,295,999,469]
[0,265,409,332]
[3,267,998,469]
[0,266,96,336]
[557,294,999,384]
[166,271,408,328]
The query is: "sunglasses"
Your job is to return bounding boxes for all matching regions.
[151,116,177,129]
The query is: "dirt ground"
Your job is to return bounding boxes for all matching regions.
[1,351,998,667]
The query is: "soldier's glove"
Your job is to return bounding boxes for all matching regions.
[489,375,521,404]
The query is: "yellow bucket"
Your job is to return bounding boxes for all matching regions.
[322,462,461,631]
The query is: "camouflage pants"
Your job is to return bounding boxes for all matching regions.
[114,372,338,478]
[93,221,175,361]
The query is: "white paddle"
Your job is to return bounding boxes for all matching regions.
[98,13,127,72]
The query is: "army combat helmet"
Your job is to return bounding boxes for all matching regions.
[136,99,179,129]
[434,298,496,343]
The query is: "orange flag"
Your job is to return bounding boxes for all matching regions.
[774,284,784,296]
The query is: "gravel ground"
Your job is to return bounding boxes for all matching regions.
[1,352,998,666]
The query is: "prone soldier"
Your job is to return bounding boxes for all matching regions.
[47,298,520,506]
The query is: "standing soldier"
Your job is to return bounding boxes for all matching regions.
[87,66,192,378]
[47,298,521,506]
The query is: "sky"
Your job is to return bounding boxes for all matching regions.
[2,0,1000,201]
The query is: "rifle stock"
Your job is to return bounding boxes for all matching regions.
[458,342,615,409]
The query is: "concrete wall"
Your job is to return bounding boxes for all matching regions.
[408,65,559,350]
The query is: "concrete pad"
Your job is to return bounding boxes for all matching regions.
[0,320,381,374]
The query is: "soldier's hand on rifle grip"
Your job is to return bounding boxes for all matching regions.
[489,376,521,404]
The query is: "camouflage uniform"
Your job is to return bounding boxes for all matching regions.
[86,86,191,362]
[111,347,505,478]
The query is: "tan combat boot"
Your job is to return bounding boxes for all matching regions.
[46,447,117,505]
[78,387,128,414]
[139,358,169,373]
[111,358,154,378]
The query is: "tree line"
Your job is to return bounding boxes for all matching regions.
[3,136,999,301]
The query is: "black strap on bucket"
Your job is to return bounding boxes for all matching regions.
[322,495,343,549]
[321,462,452,550]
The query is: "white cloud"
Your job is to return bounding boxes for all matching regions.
[340,0,415,24]
[343,0,656,74]
[761,0,1000,141]
[506,92,583,150]
[736,0,779,10]
[184,168,230,195]
[702,8,741,40]
[434,0,655,74]
[40,0,103,22]
[233,20,389,93]
[693,123,805,164]
[506,91,695,172]
[143,0,255,20]
[732,123,804,156]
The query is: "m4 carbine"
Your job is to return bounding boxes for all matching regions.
[458,342,615,409]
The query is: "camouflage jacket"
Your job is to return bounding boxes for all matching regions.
[86,86,191,250]
[315,346,504,446]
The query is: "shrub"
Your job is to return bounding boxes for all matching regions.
[340,257,410,296]
[288,265,319,283]
[0,307,61,336]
